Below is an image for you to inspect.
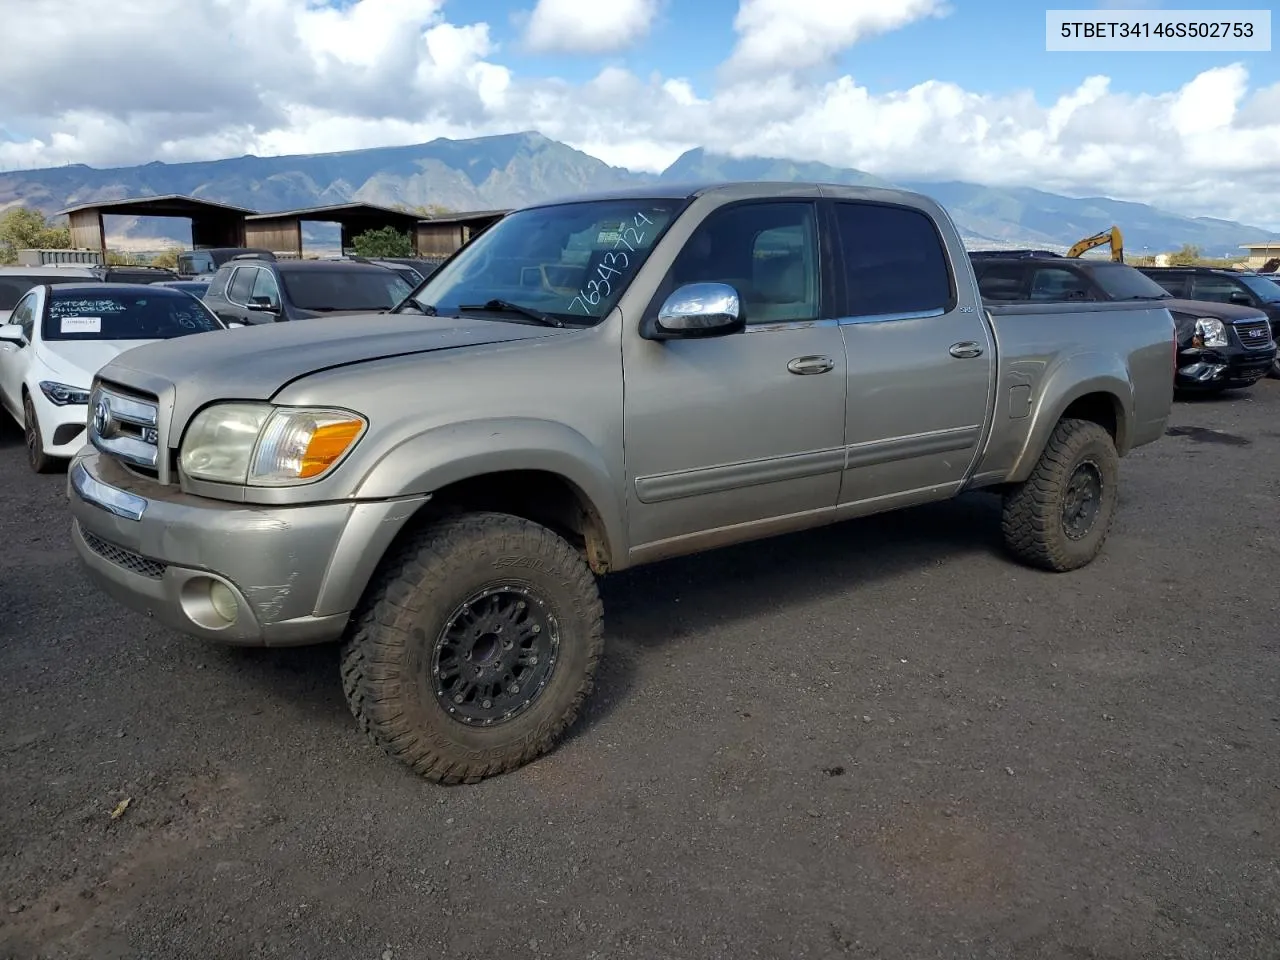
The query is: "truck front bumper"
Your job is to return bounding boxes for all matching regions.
[67,450,429,647]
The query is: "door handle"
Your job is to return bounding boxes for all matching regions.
[787,355,835,375]
[949,341,983,359]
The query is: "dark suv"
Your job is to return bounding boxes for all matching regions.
[202,255,416,325]
[1137,266,1280,377]
[971,254,1277,393]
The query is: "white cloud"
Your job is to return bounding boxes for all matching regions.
[1,1,1280,229]
[522,0,659,53]
[722,0,951,79]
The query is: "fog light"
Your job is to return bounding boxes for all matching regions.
[209,581,238,622]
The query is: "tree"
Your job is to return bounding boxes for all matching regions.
[406,203,455,218]
[351,225,414,258]
[1168,243,1202,266]
[0,207,73,264]
[149,247,181,269]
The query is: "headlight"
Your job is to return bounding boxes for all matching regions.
[1193,318,1228,348]
[180,402,366,486]
[39,381,90,406]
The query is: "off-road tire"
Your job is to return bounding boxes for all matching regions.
[22,393,55,474]
[1000,417,1120,572]
[340,511,605,784]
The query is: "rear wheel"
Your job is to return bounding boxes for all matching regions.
[340,511,605,784]
[22,393,56,474]
[1000,418,1120,572]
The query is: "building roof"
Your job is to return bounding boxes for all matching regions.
[56,194,256,217]
[1240,241,1280,250]
[417,209,511,225]
[244,202,420,222]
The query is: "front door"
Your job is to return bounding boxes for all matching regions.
[829,199,995,508]
[622,199,848,553]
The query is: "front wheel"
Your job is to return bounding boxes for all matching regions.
[1270,353,1280,379]
[1000,418,1120,572]
[22,393,56,474]
[340,511,605,784]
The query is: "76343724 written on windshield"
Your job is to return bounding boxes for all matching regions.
[410,200,683,322]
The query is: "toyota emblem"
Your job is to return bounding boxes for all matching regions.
[92,399,109,436]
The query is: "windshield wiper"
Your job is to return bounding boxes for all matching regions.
[459,299,564,328]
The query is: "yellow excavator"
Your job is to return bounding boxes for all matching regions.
[1066,226,1124,263]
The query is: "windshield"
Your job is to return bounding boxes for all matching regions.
[1238,274,1280,302]
[279,268,413,311]
[43,290,224,341]
[400,198,685,323]
[0,275,84,310]
[1089,264,1173,299]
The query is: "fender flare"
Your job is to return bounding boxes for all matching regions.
[352,417,626,564]
[1007,353,1134,483]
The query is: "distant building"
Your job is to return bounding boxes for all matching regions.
[1240,242,1280,268]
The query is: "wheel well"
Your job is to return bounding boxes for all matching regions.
[403,470,614,574]
[1061,392,1122,447]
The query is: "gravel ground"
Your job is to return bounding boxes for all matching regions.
[1,384,1278,960]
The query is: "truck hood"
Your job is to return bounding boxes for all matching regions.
[95,312,572,442]
[1164,298,1269,323]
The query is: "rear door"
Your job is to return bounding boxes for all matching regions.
[830,199,994,508]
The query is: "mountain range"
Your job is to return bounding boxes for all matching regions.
[0,131,1274,256]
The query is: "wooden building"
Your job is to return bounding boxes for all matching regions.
[415,209,509,257]
[243,202,424,257]
[55,195,254,257]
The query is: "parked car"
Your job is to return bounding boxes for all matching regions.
[68,181,1176,784]
[201,256,415,325]
[1,265,180,329]
[1137,266,1280,378]
[176,248,275,280]
[151,279,212,299]
[368,257,445,284]
[972,254,1276,393]
[0,283,227,473]
[0,266,99,325]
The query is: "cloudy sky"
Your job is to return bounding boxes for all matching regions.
[2,0,1279,227]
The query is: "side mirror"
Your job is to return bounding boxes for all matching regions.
[1229,291,1252,306]
[642,282,745,341]
[248,296,279,313]
[0,323,25,345]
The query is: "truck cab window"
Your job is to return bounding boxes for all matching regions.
[668,201,819,324]
[833,202,954,318]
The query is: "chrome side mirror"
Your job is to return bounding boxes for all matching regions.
[643,282,745,340]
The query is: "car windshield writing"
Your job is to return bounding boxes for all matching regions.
[0,276,83,310]
[405,199,683,322]
[279,269,413,311]
[43,292,222,340]
[1239,274,1280,301]
[1090,265,1171,299]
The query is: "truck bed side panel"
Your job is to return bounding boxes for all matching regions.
[969,301,1175,487]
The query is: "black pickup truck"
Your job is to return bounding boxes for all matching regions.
[971,254,1277,393]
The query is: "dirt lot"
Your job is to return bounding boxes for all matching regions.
[2,384,1278,960]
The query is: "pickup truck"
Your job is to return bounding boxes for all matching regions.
[66,182,1176,784]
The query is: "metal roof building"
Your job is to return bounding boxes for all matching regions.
[243,202,424,257]
[55,195,255,256]
[415,209,509,257]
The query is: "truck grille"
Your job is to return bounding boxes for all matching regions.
[80,527,167,580]
[88,380,162,478]
[1233,319,1274,350]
